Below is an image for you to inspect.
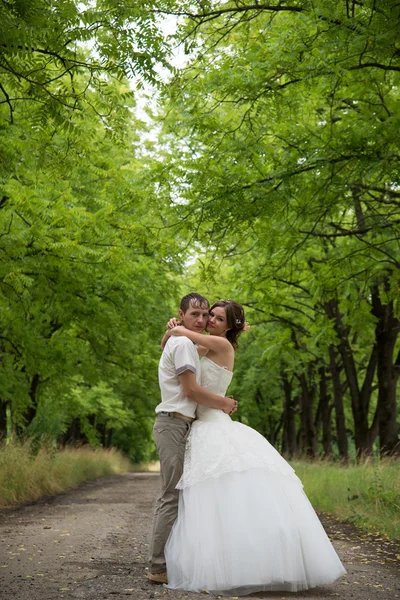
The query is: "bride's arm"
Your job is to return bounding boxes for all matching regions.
[160,317,180,350]
[161,317,182,349]
[160,330,170,349]
[161,325,210,354]
[168,326,231,352]
[161,328,209,354]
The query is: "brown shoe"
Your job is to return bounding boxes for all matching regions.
[146,572,168,584]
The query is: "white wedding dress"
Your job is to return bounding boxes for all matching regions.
[165,357,346,596]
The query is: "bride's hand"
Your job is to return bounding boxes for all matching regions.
[166,317,181,329]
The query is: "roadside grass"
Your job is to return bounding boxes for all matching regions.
[0,440,132,507]
[291,458,400,541]
[1,441,398,542]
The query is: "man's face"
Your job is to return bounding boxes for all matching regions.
[179,302,209,333]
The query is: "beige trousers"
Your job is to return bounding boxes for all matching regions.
[149,413,191,574]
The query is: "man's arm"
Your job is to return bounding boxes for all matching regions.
[179,370,237,415]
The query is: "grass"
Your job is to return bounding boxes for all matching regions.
[1,442,398,542]
[0,440,132,507]
[291,458,400,541]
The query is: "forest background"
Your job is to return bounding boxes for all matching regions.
[0,0,399,473]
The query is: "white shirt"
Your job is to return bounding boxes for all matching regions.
[156,336,201,418]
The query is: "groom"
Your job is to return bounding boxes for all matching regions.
[147,292,238,584]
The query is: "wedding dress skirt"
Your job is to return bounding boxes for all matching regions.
[165,357,346,595]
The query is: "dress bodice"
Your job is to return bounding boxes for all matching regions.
[176,355,301,491]
[196,357,233,422]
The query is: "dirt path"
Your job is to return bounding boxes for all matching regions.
[0,473,399,600]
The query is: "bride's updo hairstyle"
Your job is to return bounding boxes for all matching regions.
[210,300,246,349]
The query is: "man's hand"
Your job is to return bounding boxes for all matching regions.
[223,395,238,416]
[179,371,238,414]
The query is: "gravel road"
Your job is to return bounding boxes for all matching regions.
[0,473,399,600]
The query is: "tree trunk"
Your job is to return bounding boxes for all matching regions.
[60,418,80,445]
[0,400,7,440]
[22,373,41,429]
[105,428,113,448]
[60,417,89,445]
[325,299,377,457]
[281,372,298,458]
[97,423,106,446]
[97,423,113,448]
[371,288,400,455]
[289,329,317,457]
[281,371,298,458]
[318,366,332,457]
[328,345,348,461]
[297,367,317,458]
[255,388,269,439]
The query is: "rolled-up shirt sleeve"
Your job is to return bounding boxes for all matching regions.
[172,337,198,375]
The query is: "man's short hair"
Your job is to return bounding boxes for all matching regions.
[180,293,209,313]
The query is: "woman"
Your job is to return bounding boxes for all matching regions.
[162,299,346,596]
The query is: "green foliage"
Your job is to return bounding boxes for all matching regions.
[0,86,178,455]
[1,0,399,462]
[0,1,185,460]
[0,0,169,124]
[153,0,400,456]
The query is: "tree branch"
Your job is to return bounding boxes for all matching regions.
[243,155,356,189]
[348,62,400,73]
[352,183,400,199]
[0,213,14,239]
[0,83,13,123]
[269,313,309,335]
[153,4,303,20]
[299,218,400,237]
[0,196,9,209]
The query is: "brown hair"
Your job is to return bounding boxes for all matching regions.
[210,300,246,349]
[180,292,209,313]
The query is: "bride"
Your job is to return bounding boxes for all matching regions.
[162,299,346,596]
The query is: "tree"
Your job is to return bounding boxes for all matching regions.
[0,67,181,460]
[0,0,168,123]
[152,1,400,455]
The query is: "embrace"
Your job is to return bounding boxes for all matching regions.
[147,293,345,595]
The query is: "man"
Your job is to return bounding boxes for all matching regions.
[147,292,237,584]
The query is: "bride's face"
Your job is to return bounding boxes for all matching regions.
[206,306,228,336]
